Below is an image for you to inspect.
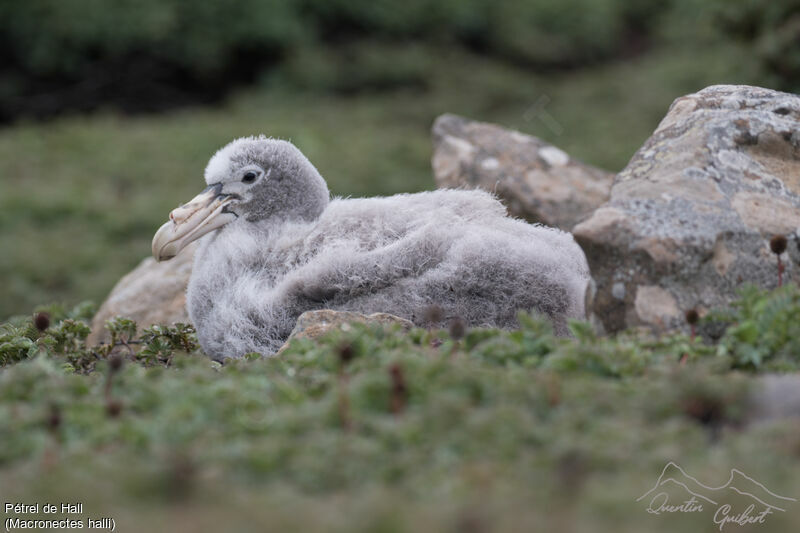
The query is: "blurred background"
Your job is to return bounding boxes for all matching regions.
[0,0,798,319]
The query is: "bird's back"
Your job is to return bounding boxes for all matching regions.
[309,190,587,329]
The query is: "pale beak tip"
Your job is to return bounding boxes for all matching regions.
[152,220,176,262]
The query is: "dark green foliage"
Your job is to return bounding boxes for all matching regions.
[1,297,800,531]
[710,284,800,370]
[0,325,38,366]
[0,0,782,119]
[4,286,800,374]
[105,316,137,347]
[0,0,308,118]
[2,289,800,530]
[300,0,663,67]
[0,301,94,367]
[0,310,200,372]
[710,0,800,91]
[0,0,661,87]
[137,323,198,365]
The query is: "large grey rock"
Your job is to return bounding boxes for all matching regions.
[87,243,196,345]
[432,114,613,231]
[573,85,800,334]
[276,310,413,354]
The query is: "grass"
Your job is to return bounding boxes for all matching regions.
[0,43,762,320]
[2,286,800,531]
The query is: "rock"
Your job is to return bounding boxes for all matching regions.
[573,85,800,334]
[87,243,196,345]
[431,113,613,231]
[277,310,414,354]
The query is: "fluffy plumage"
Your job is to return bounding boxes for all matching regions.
[180,137,589,360]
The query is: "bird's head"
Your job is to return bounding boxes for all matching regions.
[152,136,330,261]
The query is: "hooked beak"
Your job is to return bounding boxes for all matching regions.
[152,183,238,261]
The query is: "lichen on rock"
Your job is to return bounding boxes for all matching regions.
[432,113,613,231]
[574,85,800,333]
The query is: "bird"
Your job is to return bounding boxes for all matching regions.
[152,136,590,360]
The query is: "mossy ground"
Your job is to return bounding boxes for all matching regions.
[2,287,800,531]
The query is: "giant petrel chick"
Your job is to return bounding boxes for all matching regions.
[152,136,590,360]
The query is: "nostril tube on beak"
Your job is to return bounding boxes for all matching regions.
[170,204,195,225]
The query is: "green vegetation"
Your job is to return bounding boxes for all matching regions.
[2,0,796,119]
[2,2,798,530]
[711,0,800,91]
[6,284,800,373]
[1,287,800,531]
[0,0,653,77]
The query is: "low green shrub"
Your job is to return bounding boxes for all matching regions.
[3,285,800,374]
[709,284,800,370]
[2,287,799,531]
[0,309,197,373]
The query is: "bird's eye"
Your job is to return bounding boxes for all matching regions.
[242,171,259,184]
